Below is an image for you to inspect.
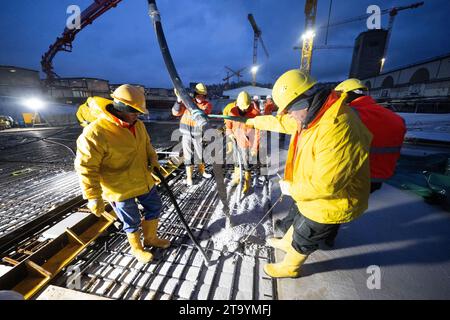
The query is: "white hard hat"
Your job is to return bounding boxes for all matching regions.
[252,95,259,100]
[266,95,272,99]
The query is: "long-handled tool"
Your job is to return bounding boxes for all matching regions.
[154,168,211,266]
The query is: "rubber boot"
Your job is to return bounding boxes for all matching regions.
[242,171,252,194]
[198,163,212,179]
[186,165,194,186]
[229,167,241,187]
[263,244,308,278]
[143,219,171,249]
[266,226,294,253]
[127,231,153,263]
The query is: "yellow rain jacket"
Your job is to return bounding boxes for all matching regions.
[76,98,102,127]
[253,92,372,224]
[75,97,160,202]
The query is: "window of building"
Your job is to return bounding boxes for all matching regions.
[410,68,430,84]
[381,76,394,88]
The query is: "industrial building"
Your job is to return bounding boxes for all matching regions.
[47,77,111,105]
[363,53,450,113]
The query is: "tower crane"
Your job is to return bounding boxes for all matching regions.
[247,14,269,86]
[41,0,123,81]
[380,2,424,72]
[223,66,246,84]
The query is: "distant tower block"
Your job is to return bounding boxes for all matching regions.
[349,30,388,79]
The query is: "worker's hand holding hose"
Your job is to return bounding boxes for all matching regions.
[279,179,292,196]
[87,199,105,217]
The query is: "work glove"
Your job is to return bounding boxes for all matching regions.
[246,118,255,128]
[279,180,292,196]
[87,199,105,217]
[250,149,258,158]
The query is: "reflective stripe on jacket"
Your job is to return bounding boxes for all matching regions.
[350,96,406,182]
[75,97,159,202]
[253,92,372,224]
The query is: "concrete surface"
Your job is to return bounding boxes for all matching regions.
[36,285,111,300]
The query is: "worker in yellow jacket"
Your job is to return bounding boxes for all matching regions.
[246,70,372,278]
[75,84,170,264]
[76,98,101,127]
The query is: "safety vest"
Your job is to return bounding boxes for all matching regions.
[263,101,276,115]
[350,96,406,182]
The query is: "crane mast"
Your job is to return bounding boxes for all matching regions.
[300,0,318,74]
[41,0,123,81]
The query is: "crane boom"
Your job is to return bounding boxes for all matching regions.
[41,0,123,80]
[381,2,424,72]
[320,1,424,30]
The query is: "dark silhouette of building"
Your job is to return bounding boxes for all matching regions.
[349,30,388,79]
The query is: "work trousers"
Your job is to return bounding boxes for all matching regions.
[182,133,203,165]
[291,206,341,255]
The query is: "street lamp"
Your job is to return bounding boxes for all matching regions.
[301,29,316,41]
[300,29,316,74]
[23,98,45,111]
[380,58,386,73]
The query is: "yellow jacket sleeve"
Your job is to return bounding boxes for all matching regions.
[74,129,106,200]
[292,119,369,202]
[76,104,88,127]
[253,114,298,134]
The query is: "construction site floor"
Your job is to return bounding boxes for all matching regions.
[2,125,450,300]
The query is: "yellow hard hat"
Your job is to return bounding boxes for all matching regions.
[111,84,147,114]
[195,83,208,96]
[236,91,251,111]
[272,69,317,115]
[335,78,368,93]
